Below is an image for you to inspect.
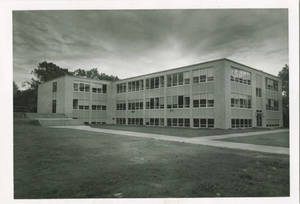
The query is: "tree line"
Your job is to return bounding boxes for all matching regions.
[13,61,119,112]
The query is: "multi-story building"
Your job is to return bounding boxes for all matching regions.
[37,58,283,129]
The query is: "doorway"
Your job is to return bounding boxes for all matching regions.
[256,110,262,127]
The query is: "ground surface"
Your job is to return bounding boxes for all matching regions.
[14,120,289,198]
[91,124,273,137]
[219,132,289,147]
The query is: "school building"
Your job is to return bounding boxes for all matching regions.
[37,58,283,129]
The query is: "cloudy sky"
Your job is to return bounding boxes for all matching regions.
[13,9,288,88]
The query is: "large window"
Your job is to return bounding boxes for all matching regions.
[231,119,252,128]
[145,97,164,109]
[128,99,143,110]
[73,99,78,109]
[192,68,215,84]
[231,94,251,109]
[166,95,188,109]
[256,88,262,97]
[266,99,279,111]
[265,78,278,91]
[230,67,251,85]
[193,118,214,128]
[193,93,214,108]
[145,76,164,90]
[117,83,127,93]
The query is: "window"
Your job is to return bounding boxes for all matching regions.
[52,82,57,92]
[207,69,214,81]
[146,98,150,109]
[84,105,89,110]
[52,100,56,113]
[167,118,172,127]
[150,98,155,109]
[184,72,190,84]
[266,98,279,111]
[265,78,278,91]
[85,84,90,92]
[193,99,199,108]
[208,119,214,128]
[256,88,262,97]
[178,118,184,127]
[150,78,155,89]
[140,80,144,90]
[167,75,172,87]
[184,97,190,108]
[146,79,150,89]
[200,98,206,108]
[160,118,164,126]
[73,83,78,91]
[167,96,172,109]
[200,75,206,82]
[172,96,178,108]
[155,77,159,88]
[184,119,190,127]
[73,99,78,109]
[200,119,207,128]
[159,97,164,109]
[231,94,251,109]
[231,67,251,85]
[172,118,178,127]
[172,73,178,86]
[178,72,183,85]
[155,97,159,109]
[193,77,199,84]
[207,94,214,107]
[160,76,164,87]
[102,84,107,93]
[178,96,184,108]
[193,119,199,127]
[79,83,84,91]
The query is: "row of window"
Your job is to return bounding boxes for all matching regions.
[115,118,215,128]
[73,83,107,93]
[230,67,251,85]
[73,99,106,110]
[265,78,278,91]
[192,68,214,84]
[266,123,280,127]
[128,118,144,125]
[116,83,127,93]
[116,95,214,110]
[116,68,215,94]
[116,118,126,125]
[192,118,215,128]
[231,119,253,128]
[116,102,126,110]
[231,94,252,109]
[192,94,214,108]
[266,99,279,111]
[128,99,144,110]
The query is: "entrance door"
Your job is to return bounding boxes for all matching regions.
[52,100,56,113]
[256,110,262,127]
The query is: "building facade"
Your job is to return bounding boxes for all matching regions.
[37,58,283,129]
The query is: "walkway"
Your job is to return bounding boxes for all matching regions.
[51,126,289,155]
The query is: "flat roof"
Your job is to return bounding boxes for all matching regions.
[116,58,280,82]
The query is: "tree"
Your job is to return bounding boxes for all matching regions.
[73,67,119,81]
[13,81,19,97]
[278,64,289,127]
[32,61,71,83]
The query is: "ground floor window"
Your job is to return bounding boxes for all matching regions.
[145,118,164,126]
[128,118,143,125]
[167,118,190,127]
[193,118,214,128]
[231,118,252,128]
[116,118,126,125]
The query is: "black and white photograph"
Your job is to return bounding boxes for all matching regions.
[0,0,299,203]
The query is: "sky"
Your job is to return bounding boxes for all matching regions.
[13,9,288,88]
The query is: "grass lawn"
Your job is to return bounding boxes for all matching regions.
[91,124,273,138]
[14,120,289,198]
[218,132,289,147]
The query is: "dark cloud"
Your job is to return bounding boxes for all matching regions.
[13,9,288,88]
